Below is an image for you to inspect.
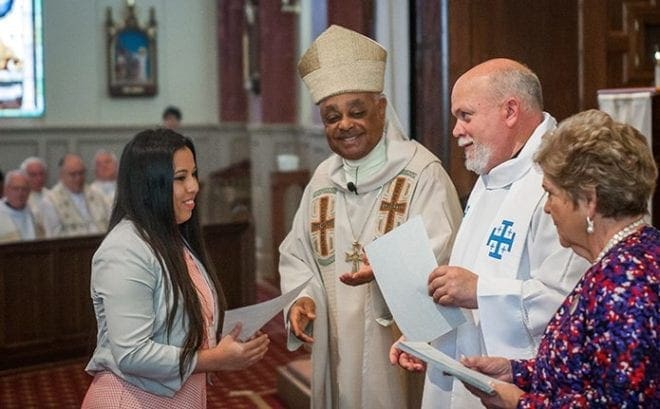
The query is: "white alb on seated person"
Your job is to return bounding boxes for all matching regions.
[0,169,44,243]
[20,156,50,221]
[39,153,110,237]
[90,149,118,208]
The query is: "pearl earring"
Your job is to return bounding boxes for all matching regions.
[586,217,594,234]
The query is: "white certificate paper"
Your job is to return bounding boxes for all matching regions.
[222,278,311,341]
[398,341,496,395]
[365,215,466,342]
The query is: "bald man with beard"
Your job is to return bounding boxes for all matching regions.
[390,59,589,408]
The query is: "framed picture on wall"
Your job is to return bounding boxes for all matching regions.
[106,3,157,97]
[0,0,44,117]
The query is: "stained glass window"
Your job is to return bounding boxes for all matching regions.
[0,0,44,117]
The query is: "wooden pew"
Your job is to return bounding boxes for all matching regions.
[0,221,255,371]
[203,222,256,308]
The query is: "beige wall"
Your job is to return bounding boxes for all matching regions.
[1,0,224,179]
[0,1,343,281]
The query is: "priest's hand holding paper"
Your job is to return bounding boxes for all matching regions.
[428,266,478,309]
[289,296,316,343]
[460,356,522,409]
[339,251,373,286]
[389,336,426,372]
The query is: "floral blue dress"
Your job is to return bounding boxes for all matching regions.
[511,226,659,408]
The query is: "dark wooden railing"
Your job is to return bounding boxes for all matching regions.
[0,221,255,370]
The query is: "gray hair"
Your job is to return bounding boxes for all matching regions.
[20,156,47,172]
[489,64,543,112]
[4,169,28,190]
[94,149,118,162]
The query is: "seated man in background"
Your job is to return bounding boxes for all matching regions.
[90,149,118,207]
[0,170,44,243]
[40,153,110,237]
[20,156,50,219]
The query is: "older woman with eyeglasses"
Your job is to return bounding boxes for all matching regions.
[461,109,659,408]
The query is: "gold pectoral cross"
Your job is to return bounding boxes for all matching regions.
[345,241,362,273]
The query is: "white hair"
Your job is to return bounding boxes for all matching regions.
[94,149,117,162]
[4,169,28,190]
[20,156,47,172]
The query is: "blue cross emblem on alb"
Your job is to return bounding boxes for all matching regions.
[487,220,516,260]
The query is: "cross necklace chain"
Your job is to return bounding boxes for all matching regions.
[344,185,384,272]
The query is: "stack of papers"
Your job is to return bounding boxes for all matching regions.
[398,341,497,395]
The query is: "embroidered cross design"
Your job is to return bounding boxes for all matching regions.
[380,177,408,233]
[311,196,334,257]
[487,219,516,260]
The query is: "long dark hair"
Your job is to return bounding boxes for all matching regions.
[110,128,226,379]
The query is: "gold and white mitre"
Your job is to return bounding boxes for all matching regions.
[297,25,387,104]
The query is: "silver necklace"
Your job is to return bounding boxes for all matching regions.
[344,185,384,272]
[593,218,645,263]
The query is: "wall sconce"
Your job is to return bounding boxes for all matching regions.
[281,0,300,14]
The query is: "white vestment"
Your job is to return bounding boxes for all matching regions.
[27,187,49,222]
[0,200,42,243]
[40,182,110,238]
[421,113,590,408]
[90,180,117,208]
[279,125,463,409]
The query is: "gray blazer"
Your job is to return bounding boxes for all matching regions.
[84,219,219,397]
